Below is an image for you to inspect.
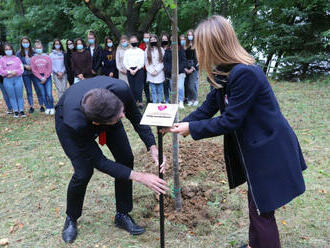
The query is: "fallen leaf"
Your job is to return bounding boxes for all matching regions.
[281,220,287,225]
[55,207,60,217]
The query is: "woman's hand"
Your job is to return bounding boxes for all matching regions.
[130,171,169,195]
[169,122,190,137]
[109,72,114,77]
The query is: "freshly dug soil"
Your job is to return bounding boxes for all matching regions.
[135,140,230,230]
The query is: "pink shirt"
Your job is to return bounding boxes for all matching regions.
[31,54,52,80]
[0,55,24,77]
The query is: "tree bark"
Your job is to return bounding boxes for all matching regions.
[170,0,182,211]
[264,52,273,74]
[137,0,163,38]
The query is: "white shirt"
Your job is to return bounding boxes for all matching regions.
[144,47,165,84]
[123,47,144,70]
[90,46,95,57]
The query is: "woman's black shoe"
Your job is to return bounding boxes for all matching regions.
[29,107,34,113]
[62,216,78,243]
[239,245,249,248]
[20,111,26,117]
[115,213,145,235]
[40,106,45,112]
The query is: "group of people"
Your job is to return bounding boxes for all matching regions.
[0,30,199,117]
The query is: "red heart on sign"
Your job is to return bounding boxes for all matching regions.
[158,105,167,111]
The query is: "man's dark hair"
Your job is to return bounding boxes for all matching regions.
[81,88,124,124]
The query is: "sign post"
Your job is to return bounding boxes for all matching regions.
[140,103,179,248]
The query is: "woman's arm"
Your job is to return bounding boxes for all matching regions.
[187,67,261,140]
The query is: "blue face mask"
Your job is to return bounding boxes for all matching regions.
[121,42,128,48]
[35,49,43,54]
[5,50,13,56]
[55,44,61,50]
[77,44,84,50]
[22,43,30,49]
[143,38,149,43]
[107,42,113,48]
[88,39,95,44]
[180,40,186,46]
[187,35,194,41]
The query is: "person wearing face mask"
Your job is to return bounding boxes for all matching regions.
[144,34,165,103]
[139,32,151,103]
[50,39,67,100]
[160,33,171,103]
[31,40,55,115]
[102,37,118,78]
[0,43,25,117]
[87,30,103,76]
[184,29,199,107]
[123,35,145,108]
[0,41,13,114]
[64,39,75,86]
[116,35,130,85]
[71,38,93,83]
[163,34,188,109]
[16,36,45,113]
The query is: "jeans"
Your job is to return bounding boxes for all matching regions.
[3,76,25,112]
[36,76,54,109]
[22,74,44,107]
[0,82,12,111]
[149,82,164,103]
[186,70,199,101]
[169,73,186,102]
[143,70,151,103]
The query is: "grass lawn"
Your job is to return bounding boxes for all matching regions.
[0,78,329,248]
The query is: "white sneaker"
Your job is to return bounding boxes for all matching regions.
[49,108,55,115]
[179,101,184,109]
[192,101,199,106]
[45,109,50,115]
[187,101,193,106]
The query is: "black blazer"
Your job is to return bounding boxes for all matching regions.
[163,47,188,79]
[183,64,306,213]
[88,45,103,72]
[55,76,156,179]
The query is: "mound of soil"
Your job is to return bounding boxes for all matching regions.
[135,140,230,230]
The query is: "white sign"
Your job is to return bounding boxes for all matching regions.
[140,104,179,127]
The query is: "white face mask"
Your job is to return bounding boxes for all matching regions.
[68,44,74,50]
[187,35,194,41]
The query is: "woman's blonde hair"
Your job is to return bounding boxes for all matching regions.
[195,15,255,88]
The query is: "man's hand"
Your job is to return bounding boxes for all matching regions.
[150,145,166,173]
[129,171,169,195]
[109,72,114,77]
[169,122,190,137]
[92,69,96,75]
[78,74,84,80]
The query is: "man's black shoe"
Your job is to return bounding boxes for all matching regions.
[62,216,78,243]
[115,213,145,235]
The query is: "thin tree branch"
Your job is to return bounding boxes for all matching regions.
[138,0,163,34]
[161,0,174,23]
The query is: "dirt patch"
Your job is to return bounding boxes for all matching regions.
[135,140,231,231]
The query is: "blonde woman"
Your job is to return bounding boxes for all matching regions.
[116,35,130,84]
[169,16,306,248]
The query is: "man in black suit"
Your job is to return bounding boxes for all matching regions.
[55,76,168,243]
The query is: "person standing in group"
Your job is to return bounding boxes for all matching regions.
[116,35,130,84]
[144,34,165,103]
[16,36,45,113]
[102,36,118,78]
[168,15,307,248]
[50,39,67,100]
[31,40,55,115]
[139,32,151,103]
[64,39,75,86]
[0,43,25,117]
[87,30,103,76]
[123,35,145,108]
[160,33,171,103]
[184,29,199,106]
[71,38,93,83]
[0,41,13,114]
[163,35,188,109]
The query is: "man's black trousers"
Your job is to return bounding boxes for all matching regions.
[55,107,134,221]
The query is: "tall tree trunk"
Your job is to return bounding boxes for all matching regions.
[274,51,284,74]
[170,0,182,211]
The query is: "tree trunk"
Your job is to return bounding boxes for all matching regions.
[263,52,273,74]
[274,51,283,74]
[170,0,182,211]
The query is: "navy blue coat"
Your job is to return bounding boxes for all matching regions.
[183,64,306,213]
